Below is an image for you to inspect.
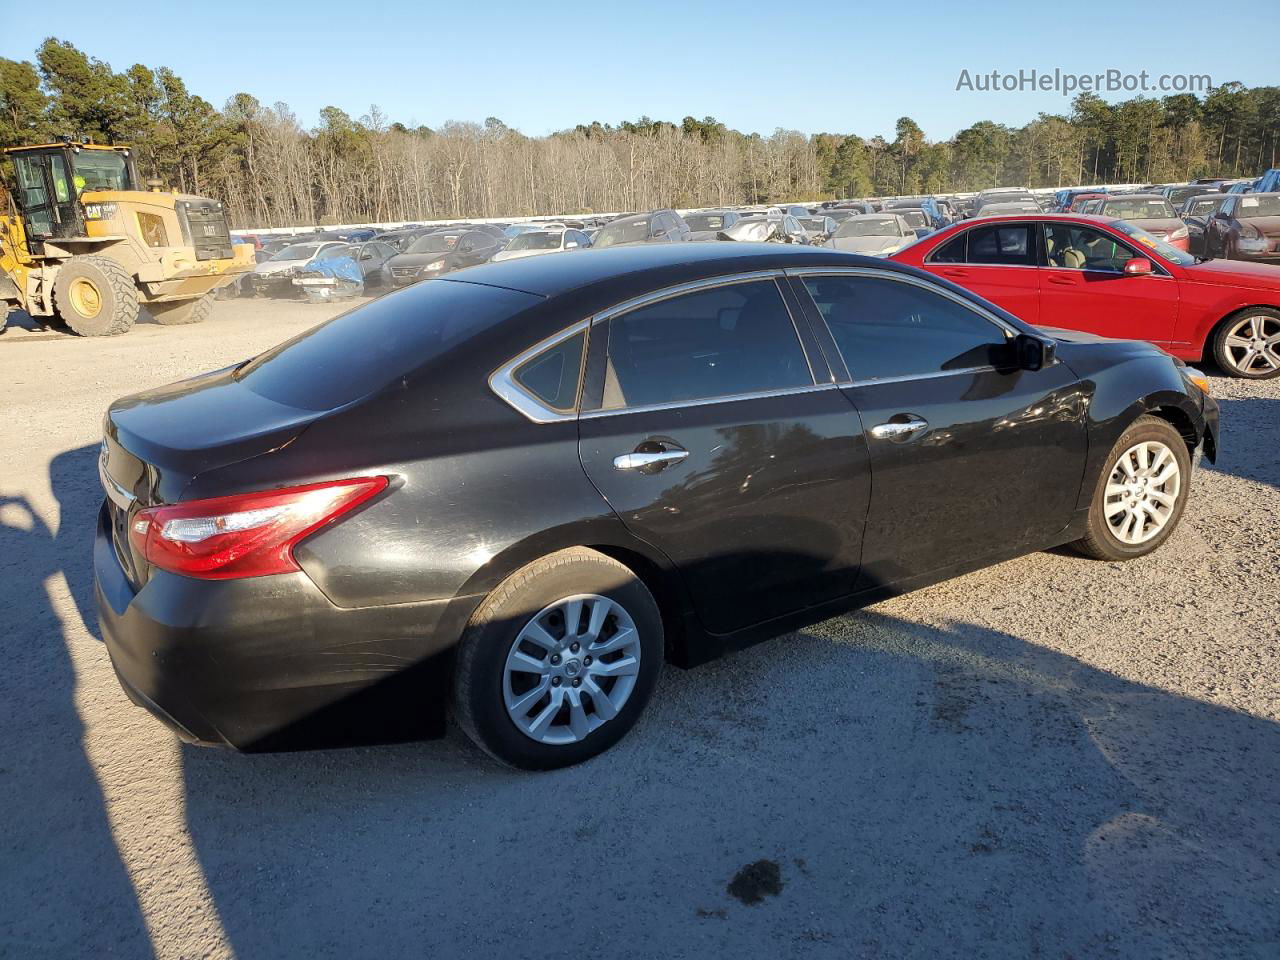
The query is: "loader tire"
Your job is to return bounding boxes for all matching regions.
[151,293,214,326]
[52,256,139,337]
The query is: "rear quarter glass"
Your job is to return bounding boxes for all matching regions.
[235,279,542,411]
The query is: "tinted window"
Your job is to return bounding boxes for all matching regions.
[967,224,1034,265]
[236,280,541,410]
[930,233,967,263]
[601,280,811,410]
[1042,224,1135,272]
[802,275,1009,380]
[514,331,585,411]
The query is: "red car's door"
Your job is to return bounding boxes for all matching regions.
[919,222,1041,324]
[1039,223,1180,347]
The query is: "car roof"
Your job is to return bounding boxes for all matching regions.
[442,242,910,299]
[1102,193,1166,201]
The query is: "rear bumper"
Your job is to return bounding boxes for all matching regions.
[94,504,464,750]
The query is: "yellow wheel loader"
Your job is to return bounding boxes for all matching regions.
[0,139,253,336]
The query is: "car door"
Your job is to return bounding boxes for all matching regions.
[922,222,1041,324]
[1039,223,1180,347]
[577,274,871,636]
[792,269,1088,588]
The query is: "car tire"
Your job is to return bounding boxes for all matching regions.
[453,547,663,770]
[150,293,214,325]
[52,255,139,337]
[1211,308,1280,380]
[1072,415,1192,561]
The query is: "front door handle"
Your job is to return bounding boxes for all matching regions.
[870,417,929,440]
[613,449,689,471]
[1047,275,1074,285]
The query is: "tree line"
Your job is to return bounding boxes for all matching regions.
[2,38,1277,228]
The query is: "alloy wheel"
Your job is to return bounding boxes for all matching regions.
[1103,440,1182,545]
[1223,314,1280,375]
[503,594,642,745]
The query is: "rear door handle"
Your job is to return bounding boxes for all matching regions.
[613,449,689,471]
[870,417,929,440]
[941,268,968,278]
[1048,275,1074,285]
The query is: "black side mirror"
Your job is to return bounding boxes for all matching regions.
[1015,333,1056,371]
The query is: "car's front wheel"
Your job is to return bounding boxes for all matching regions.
[1072,415,1192,561]
[453,548,663,769]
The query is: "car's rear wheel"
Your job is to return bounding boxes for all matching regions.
[1072,415,1191,561]
[452,548,663,769]
[1212,309,1280,379]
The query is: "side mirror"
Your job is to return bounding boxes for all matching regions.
[360,252,374,260]
[1015,333,1056,372]
[1123,257,1153,276]
[651,229,667,239]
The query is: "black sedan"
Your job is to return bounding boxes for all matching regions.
[95,244,1218,768]
[385,229,504,286]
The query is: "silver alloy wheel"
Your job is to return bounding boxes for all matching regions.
[1223,314,1280,375]
[503,594,641,745]
[1103,440,1182,545]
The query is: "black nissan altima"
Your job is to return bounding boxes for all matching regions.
[95,243,1219,768]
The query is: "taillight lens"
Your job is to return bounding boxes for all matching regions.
[129,477,387,580]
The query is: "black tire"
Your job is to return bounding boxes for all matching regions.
[52,255,139,336]
[1072,415,1192,561]
[453,547,663,770]
[150,293,214,326]
[1211,308,1280,380]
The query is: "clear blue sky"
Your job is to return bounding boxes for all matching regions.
[2,0,1268,140]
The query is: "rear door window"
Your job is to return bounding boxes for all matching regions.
[237,280,542,410]
[600,280,812,410]
[966,224,1035,265]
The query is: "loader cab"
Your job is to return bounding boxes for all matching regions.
[4,143,138,254]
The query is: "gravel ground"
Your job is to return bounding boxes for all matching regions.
[1,298,1277,959]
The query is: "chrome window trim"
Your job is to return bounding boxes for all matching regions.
[488,319,589,424]
[845,365,999,388]
[784,265,1021,338]
[588,270,788,326]
[579,382,841,420]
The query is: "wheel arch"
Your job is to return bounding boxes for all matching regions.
[1200,303,1280,362]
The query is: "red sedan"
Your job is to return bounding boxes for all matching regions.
[891,214,1280,378]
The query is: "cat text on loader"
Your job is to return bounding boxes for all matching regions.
[0,139,253,336]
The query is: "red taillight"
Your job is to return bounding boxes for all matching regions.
[129,477,387,580]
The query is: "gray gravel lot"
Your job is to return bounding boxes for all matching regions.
[1,298,1277,959]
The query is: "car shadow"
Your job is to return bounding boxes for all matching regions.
[0,493,154,957]
[1203,395,1280,492]
[176,606,1279,959]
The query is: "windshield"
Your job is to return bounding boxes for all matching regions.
[685,214,730,231]
[592,218,649,247]
[1238,195,1280,218]
[1111,221,1196,266]
[407,234,456,254]
[272,243,324,261]
[799,218,830,232]
[507,232,562,251]
[836,218,901,238]
[73,150,131,191]
[1103,199,1176,220]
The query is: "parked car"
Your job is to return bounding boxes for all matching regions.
[94,243,1217,767]
[973,188,1036,215]
[716,214,809,244]
[245,241,353,298]
[1068,193,1108,213]
[591,210,690,247]
[490,228,591,261]
[348,241,398,287]
[891,213,1280,378]
[798,215,837,242]
[1179,195,1227,257]
[1094,195,1189,249]
[779,204,811,218]
[825,214,916,255]
[1078,198,1106,215]
[683,210,743,241]
[1203,193,1280,264]
[977,200,1042,216]
[1163,185,1212,210]
[386,229,504,286]
[885,197,948,229]
[1256,169,1280,194]
[886,208,932,236]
